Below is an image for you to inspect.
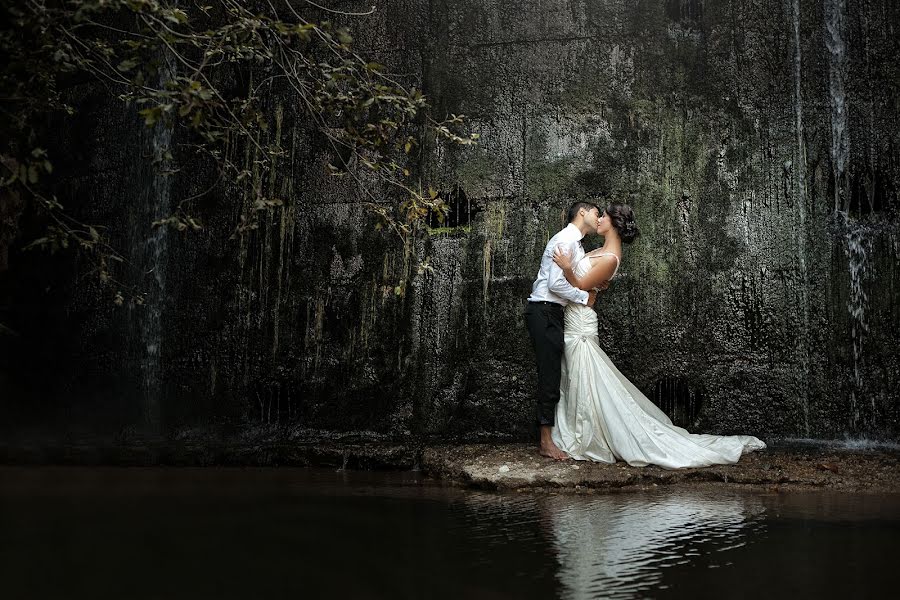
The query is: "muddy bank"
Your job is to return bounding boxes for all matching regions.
[1,429,897,494]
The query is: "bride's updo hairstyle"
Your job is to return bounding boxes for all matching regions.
[606,202,641,244]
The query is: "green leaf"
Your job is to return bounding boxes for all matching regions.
[336,28,353,45]
[138,107,158,126]
[23,237,49,250]
[164,9,189,24]
[117,58,138,72]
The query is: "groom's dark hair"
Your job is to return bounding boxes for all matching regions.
[567,201,600,223]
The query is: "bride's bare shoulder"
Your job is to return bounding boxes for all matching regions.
[587,252,620,266]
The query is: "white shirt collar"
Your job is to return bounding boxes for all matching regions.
[564,222,585,241]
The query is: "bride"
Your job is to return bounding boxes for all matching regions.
[550,202,766,468]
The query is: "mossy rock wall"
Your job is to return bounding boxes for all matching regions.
[3,0,899,443]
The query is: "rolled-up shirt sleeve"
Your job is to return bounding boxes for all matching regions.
[547,241,589,305]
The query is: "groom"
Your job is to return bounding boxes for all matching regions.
[524,201,602,460]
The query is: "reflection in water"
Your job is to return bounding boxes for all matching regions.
[1,467,898,600]
[536,493,764,599]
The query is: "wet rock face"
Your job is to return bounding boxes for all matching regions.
[3,1,900,442]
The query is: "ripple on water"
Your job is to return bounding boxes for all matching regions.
[533,492,766,599]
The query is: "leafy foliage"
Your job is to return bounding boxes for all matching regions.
[0,0,477,305]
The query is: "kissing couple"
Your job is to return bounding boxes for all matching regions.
[524,201,766,468]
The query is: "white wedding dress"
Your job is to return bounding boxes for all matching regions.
[551,251,767,468]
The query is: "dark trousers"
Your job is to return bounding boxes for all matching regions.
[524,301,565,427]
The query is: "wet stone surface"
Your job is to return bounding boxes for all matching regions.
[421,443,900,494]
[2,430,897,494]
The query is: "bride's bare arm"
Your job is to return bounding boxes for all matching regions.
[552,248,615,291]
[551,248,583,288]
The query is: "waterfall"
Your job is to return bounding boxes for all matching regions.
[840,213,873,432]
[141,130,170,429]
[825,0,877,434]
[135,56,174,430]
[825,0,850,212]
[791,0,810,435]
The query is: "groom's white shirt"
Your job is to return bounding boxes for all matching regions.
[527,223,589,306]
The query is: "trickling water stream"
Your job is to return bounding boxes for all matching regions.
[134,57,174,430]
[840,213,874,431]
[791,0,811,436]
[825,0,850,212]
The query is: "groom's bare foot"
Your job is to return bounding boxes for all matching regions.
[539,425,571,461]
[539,442,570,460]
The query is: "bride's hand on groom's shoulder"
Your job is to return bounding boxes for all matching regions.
[552,246,573,270]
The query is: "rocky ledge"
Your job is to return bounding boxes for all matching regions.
[421,443,900,493]
[2,430,898,493]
